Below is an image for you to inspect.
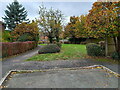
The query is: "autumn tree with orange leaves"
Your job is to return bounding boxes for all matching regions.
[75,15,87,38]
[85,1,120,56]
[64,16,78,38]
[64,15,87,43]
[11,21,39,42]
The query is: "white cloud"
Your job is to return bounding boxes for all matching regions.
[64,16,70,25]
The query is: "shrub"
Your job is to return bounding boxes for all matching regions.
[38,44,60,54]
[111,52,120,60]
[11,22,39,42]
[17,33,33,42]
[86,43,105,56]
[69,38,86,44]
[64,41,70,44]
[56,42,62,48]
[2,30,11,42]
[53,41,62,48]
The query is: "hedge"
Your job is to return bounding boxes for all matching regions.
[38,44,60,54]
[1,41,37,58]
[86,43,105,56]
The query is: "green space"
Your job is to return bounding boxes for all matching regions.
[26,44,119,64]
[27,44,87,61]
[1,1,120,61]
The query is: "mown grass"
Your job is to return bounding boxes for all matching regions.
[26,44,119,64]
[26,44,87,61]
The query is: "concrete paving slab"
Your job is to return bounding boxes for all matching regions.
[3,68,119,88]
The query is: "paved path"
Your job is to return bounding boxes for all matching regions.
[2,45,120,78]
[2,45,42,77]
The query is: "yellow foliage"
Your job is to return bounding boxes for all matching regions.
[11,22,39,41]
[85,2,119,38]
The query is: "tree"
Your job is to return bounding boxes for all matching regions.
[2,31,11,42]
[75,15,87,38]
[2,0,29,30]
[64,16,78,43]
[85,2,120,56]
[11,21,39,42]
[114,1,120,54]
[37,5,63,43]
[64,15,87,44]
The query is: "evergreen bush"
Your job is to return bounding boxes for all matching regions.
[111,52,120,60]
[86,43,105,56]
[38,44,60,54]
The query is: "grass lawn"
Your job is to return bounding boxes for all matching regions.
[26,44,119,64]
[26,44,87,61]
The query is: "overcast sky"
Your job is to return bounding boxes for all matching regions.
[0,0,96,25]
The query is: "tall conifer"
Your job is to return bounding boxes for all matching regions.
[2,0,29,30]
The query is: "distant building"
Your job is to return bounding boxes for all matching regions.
[39,33,49,43]
[0,21,5,32]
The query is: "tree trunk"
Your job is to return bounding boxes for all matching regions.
[117,33,120,54]
[49,37,53,43]
[105,36,108,56]
[113,37,118,52]
[56,36,59,42]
